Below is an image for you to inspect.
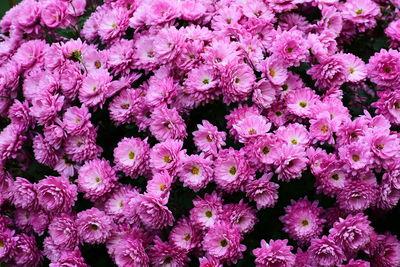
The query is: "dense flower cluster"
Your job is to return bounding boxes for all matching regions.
[0,0,400,266]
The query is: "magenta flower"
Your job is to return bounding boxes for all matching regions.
[76,208,114,244]
[253,239,296,267]
[308,236,346,267]
[202,222,246,264]
[37,176,77,214]
[114,137,150,179]
[280,197,326,246]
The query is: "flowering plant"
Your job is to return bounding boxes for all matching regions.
[0,0,399,266]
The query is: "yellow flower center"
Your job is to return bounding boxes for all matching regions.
[191,166,200,175]
[248,129,256,135]
[299,101,308,108]
[301,219,309,226]
[163,155,172,163]
[352,154,360,162]
[220,239,228,247]
[128,151,135,160]
[205,210,213,218]
[184,233,191,241]
[269,69,276,77]
[229,166,237,175]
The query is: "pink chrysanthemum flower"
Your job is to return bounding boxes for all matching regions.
[30,91,64,126]
[106,39,135,76]
[137,194,174,230]
[368,133,399,161]
[109,89,141,126]
[97,7,129,43]
[260,56,288,86]
[0,228,15,262]
[315,163,349,197]
[199,256,223,267]
[341,0,380,32]
[64,128,102,163]
[220,62,256,104]
[193,120,226,155]
[202,222,246,264]
[308,236,346,267]
[48,214,79,250]
[12,234,42,266]
[338,141,373,171]
[150,106,187,142]
[307,54,347,90]
[169,217,202,251]
[63,105,92,136]
[113,235,149,267]
[233,114,271,143]
[146,76,177,108]
[76,208,114,244]
[246,134,282,167]
[148,237,189,266]
[133,35,159,71]
[214,148,254,193]
[223,201,258,234]
[273,144,308,182]
[280,197,326,246]
[14,208,49,236]
[245,173,279,210]
[367,49,400,88]
[154,26,185,64]
[341,53,367,83]
[337,180,377,212]
[184,64,219,104]
[286,88,319,117]
[37,176,77,214]
[79,69,113,108]
[103,185,138,223]
[32,133,58,167]
[386,20,400,48]
[8,100,33,130]
[190,192,224,229]
[252,80,277,110]
[149,140,186,177]
[270,28,309,67]
[328,213,373,255]
[339,259,371,267]
[113,137,150,178]
[276,123,310,147]
[369,233,400,267]
[49,249,88,267]
[43,124,66,150]
[178,154,213,192]
[0,124,27,162]
[226,105,260,140]
[12,39,46,71]
[11,177,37,210]
[77,158,118,202]
[146,171,173,201]
[253,239,296,267]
